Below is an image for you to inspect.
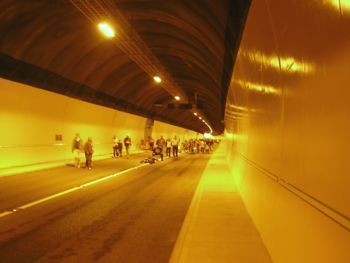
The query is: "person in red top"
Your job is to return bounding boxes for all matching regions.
[124,135,132,158]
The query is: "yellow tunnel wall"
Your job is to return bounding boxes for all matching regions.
[225,1,350,262]
[152,121,198,142]
[0,78,196,171]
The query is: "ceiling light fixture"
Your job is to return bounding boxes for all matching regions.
[98,22,115,38]
[153,76,162,83]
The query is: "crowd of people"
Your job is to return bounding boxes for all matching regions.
[112,135,132,159]
[142,136,218,164]
[181,139,216,154]
[71,133,133,170]
[71,133,219,169]
[151,136,180,157]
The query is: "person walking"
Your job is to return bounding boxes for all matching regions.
[200,140,205,153]
[148,136,154,151]
[84,137,93,170]
[117,139,123,157]
[156,136,165,150]
[166,138,172,157]
[171,135,180,157]
[113,136,119,158]
[124,135,132,158]
[72,133,83,168]
[156,136,165,160]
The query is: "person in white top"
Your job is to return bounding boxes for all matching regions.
[171,136,180,157]
[113,136,119,158]
[166,139,172,157]
[72,133,83,168]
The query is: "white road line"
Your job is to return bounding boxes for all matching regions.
[0,163,149,219]
[0,211,13,218]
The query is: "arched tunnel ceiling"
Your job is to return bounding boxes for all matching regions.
[0,0,251,134]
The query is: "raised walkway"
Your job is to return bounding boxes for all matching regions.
[170,143,272,263]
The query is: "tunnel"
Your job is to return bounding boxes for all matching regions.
[0,1,349,262]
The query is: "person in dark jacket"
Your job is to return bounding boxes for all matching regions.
[124,135,132,158]
[153,145,164,161]
[84,137,94,170]
[148,136,154,151]
[117,139,123,157]
[156,136,165,161]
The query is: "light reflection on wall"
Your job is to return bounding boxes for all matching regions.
[240,50,315,74]
[227,104,247,112]
[225,131,248,142]
[227,104,259,113]
[235,80,281,95]
[225,114,245,120]
[326,0,350,14]
[225,132,235,139]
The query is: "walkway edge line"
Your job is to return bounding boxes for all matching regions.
[169,156,209,263]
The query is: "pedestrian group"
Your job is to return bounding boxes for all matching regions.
[72,133,218,170]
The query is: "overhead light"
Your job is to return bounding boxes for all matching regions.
[194,112,198,116]
[153,76,162,83]
[174,96,180,101]
[98,22,115,38]
[204,133,213,139]
[199,117,202,120]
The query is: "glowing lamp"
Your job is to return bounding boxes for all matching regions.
[98,22,115,38]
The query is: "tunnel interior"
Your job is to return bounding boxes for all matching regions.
[0,1,349,263]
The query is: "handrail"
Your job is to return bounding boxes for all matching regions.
[234,150,350,231]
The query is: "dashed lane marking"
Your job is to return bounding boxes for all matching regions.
[0,163,149,219]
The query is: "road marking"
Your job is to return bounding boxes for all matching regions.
[0,163,149,219]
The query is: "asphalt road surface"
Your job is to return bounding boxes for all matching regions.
[0,153,211,263]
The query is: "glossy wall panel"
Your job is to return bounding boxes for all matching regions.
[225,0,350,262]
[0,78,195,171]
